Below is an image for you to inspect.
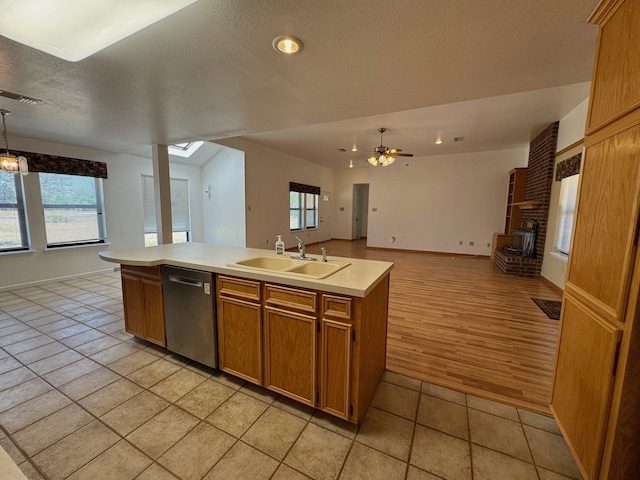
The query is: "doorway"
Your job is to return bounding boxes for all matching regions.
[352,184,369,240]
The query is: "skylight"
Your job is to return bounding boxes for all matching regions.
[168,141,204,158]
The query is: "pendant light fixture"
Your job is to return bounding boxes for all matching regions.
[0,110,28,175]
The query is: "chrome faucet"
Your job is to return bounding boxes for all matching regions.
[295,237,306,259]
[321,247,327,262]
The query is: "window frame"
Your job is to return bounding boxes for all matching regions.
[0,171,30,252]
[39,173,107,248]
[141,175,192,247]
[290,191,319,231]
[555,174,580,256]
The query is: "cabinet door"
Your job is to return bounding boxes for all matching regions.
[319,318,352,419]
[217,296,263,385]
[121,273,146,338]
[141,278,166,347]
[264,306,316,406]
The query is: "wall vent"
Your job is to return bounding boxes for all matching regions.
[454,136,464,142]
[0,89,41,105]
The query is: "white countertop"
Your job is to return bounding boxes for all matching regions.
[99,243,393,297]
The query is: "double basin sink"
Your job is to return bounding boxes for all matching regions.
[227,255,351,279]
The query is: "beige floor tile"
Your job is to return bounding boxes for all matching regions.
[468,409,532,462]
[467,394,519,421]
[206,391,269,437]
[239,382,279,403]
[36,318,79,334]
[518,409,562,435]
[73,335,121,356]
[410,425,471,480]
[27,349,84,376]
[158,422,235,480]
[137,463,179,480]
[23,314,66,329]
[12,402,91,456]
[46,323,91,340]
[100,390,169,436]
[537,466,580,480]
[42,358,102,387]
[66,440,152,480]
[0,367,37,392]
[149,368,207,402]
[406,465,444,480]
[0,378,52,413]
[310,410,359,439]
[78,378,143,416]
[204,441,279,480]
[126,405,199,459]
[371,380,420,420]
[58,367,120,401]
[14,342,68,365]
[18,460,45,480]
[340,442,407,480]
[417,394,469,440]
[0,323,31,337]
[472,444,538,480]
[421,382,467,406]
[127,358,182,388]
[184,361,216,377]
[107,349,159,376]
[3,335,55,356]
[285,423,352,480]
[60,329,107,348]
[83,313,120,328]
[0,390,71,433]
[96,319,126,335]
[272,463,312,479]
[273,395,316,420]
[0,330,42,347]
[0,356,21,375]
[383,371,425,391]
[175,378,236,419]
[242,406,307,460]
[355,407,414,461]
[32,420,119,480]
[523,425,581,479]
[210,370,246,389]
[90,342,140,365]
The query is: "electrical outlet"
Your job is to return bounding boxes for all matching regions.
[486,242,491,248]
[459,241,462,245]
[469,241,475,246]
[266,239,269,244]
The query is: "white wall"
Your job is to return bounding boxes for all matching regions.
[0,135,204,290]
[202,145,246,247]
[333,149,528,255]
[215,138,334,251]
[541,98,588,290]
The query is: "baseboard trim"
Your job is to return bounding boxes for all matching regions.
[540,275,564,294]
[0,268,119,292]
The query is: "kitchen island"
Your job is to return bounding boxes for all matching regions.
[99,242,393,424]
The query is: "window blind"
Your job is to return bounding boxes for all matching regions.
[142,175,191,233]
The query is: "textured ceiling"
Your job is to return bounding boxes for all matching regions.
[0,0,599,168]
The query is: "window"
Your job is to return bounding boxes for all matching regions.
[142,175,191,246]
[555,174,579,255]
[0,170,29,251]
[289,182,319,231]
[39,173,106,247]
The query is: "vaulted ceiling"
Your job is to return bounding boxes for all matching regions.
[0,0,599,169]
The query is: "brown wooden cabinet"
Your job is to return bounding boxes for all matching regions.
[550,1,640,478]
[121,265,166,346]
[215,273,389,424]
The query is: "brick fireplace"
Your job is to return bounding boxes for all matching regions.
[494,122,559,277]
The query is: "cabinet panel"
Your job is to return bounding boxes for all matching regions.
[121,274,146,338]
[319,318,352,419]
[551,294,622,479]
[566,124,640,322]
[142,279,166,346]
[322,295,352,320]
[217,296,263,384]
[264,306,316,405]
[218,275,261,302]
[265,284,317,314]
[588,0,640,131]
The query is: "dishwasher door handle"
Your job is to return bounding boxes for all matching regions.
[168,275,204,288]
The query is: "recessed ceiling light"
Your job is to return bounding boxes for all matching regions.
[272,35,303,55]
[435,138,443,145]
[351,144,358,152]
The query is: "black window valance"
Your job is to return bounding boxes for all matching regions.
[555,153,581,181]
[11,150,108,179]
[289,182,320,195]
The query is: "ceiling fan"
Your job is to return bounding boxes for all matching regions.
[366,127,414,167]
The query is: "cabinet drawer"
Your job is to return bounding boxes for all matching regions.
[218,275,261,302]
[322,294,352,321]
[121,265,162,281]
[265,284,317,314]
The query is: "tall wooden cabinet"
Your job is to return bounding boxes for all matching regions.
[550,1,640,478]
[504,167,527,234]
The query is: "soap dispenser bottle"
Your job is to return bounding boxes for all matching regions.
[275,235,285,255]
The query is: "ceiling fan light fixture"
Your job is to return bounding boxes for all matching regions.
[381,156,395,167]
[349,159,353,168]
[272,35,303,55]
[368,156,379,166]
[435,138,443,145]
[0,110,28,175]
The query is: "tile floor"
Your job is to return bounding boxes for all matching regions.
[0,272,582,480]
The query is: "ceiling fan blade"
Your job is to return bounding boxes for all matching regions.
[390,152,414,157]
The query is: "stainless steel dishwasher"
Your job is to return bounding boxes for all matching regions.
[162,266,217,368]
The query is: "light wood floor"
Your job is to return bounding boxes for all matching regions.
[304,239,562,414]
